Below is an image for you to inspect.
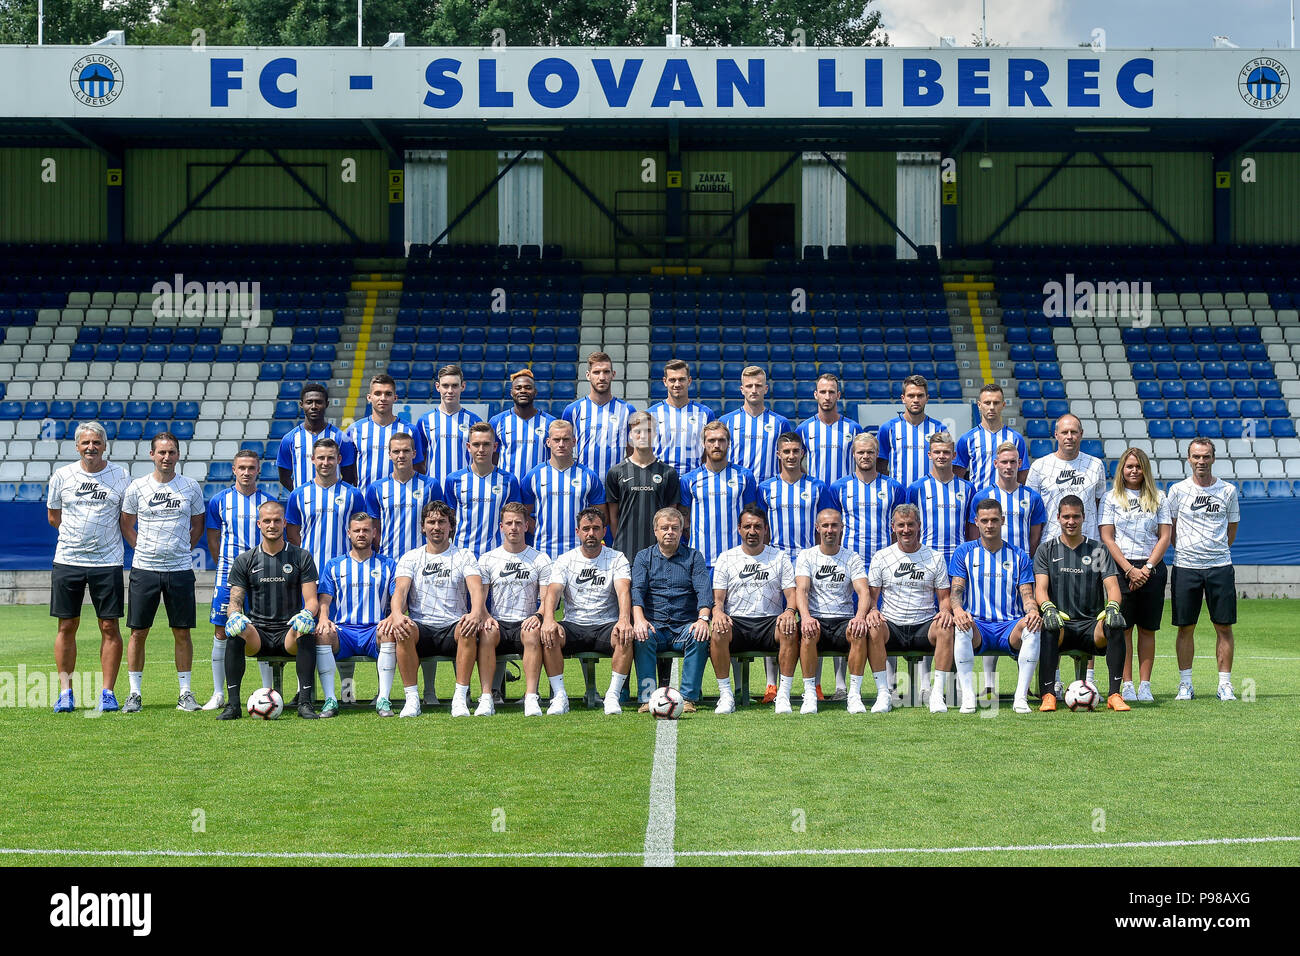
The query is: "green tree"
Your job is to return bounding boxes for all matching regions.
[131,0,249,45]
[0,0,154,44]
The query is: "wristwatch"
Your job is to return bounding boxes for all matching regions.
[1144,562,1155,571]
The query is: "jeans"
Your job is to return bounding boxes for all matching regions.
[633,621,709,702]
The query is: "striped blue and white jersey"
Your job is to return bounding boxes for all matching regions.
[206,486,274,587]
[415,407,482,485]
[954,424,1029,490]
[719,407,793,484]
[488,408,555,481]
[346,417,424,489]
[876,413,945,490]
[318,551,398,626]
[520,461,607,559]
[363,473,441,559]
[757,474,835,561]
[829,473,906,563]
[563,396,635,485]
[276,423,358,490]
[908,475,974,563]
[285,480,367,573]
[679,463,758,568]
[948,539,1034,623]
[443,467,524,556]
[796,415,862,486]
[648,400,716,475]
[968,484,1047,556]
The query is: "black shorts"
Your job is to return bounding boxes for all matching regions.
[726,616,781,654]
[127,568,197,630]
[1117,560,1166,632]
[50,562,124,620]
[494,620,529,656]
[561,621,616,655]
[885,618,936,653]
[414,622,460,658]
[814,617,854,653]
[1049,618,1102,653]
[250,623,293,657]
[1171,565,1237,627]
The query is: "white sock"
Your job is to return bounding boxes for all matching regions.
[1016,631,1041,701]
[954,629,975,703]
[717,677,732,696]
[933,668,948,701]
[1054,667,1062,684]
[885,657,897,692]
[549,674,567,696]
[1218,671,1232,686]
[315,646,337,699]
[210,638,225,696]
[422,660,438,699]
[178,671,191,694]
[917,657,930,694]
[871,670,889,696]
[608,672,627,696]
[833,656,847,692]
[778,675,793,696]
[404,683,419,701]
[378,643,396,699]
[1179,667,1193,683]
[128,671,142,695]
[1085,667,1096,685]
[1138,679,1151,689]
[849,673,863,696]
[764,656,778,685]
[981,655,997,687]
[257,661,274,688]
[454,682,470,702]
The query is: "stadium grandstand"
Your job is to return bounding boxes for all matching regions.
[0,42,1297,585]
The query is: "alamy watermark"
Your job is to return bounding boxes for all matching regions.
[1042,273,1153,328]
[151,273,262,327]
[1,666,104,708]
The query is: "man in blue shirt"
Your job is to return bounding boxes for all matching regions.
[631,507,713,712]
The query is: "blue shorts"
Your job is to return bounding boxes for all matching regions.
[973,617,1020,656]
[335,623,379,660]
[210,585,230,626]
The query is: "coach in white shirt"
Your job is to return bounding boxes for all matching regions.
[1025,413,1107,541]
[1166,438,1241,702]
[47,421,130,713]
[119,431,207,713]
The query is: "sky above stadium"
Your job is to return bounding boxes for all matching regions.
[875,0,1299,49]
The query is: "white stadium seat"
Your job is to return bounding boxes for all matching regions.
[604,309,628,328]
[205,383,230,400]
[1178,293,1200,308]
[627,327,649,344]
[4,382,30,401]
[81,382,106,401]
[626,345,649,363]
[579,327,602,347]
[226,401,250,421]
[8,440,34,460]
[33,440,58,461]
[229,382,255,401]
[30,382,55,401]
[628,309,650,326]
[1277,438,1300,458]
[194,422,219,442]
[581,293,603,310]
[1287,458,1300,475]
[23,462,51,482]
[580,310,603,328]
[1201,292,1224,308]
[233,364,259,382]
[55,382,80,401]
[213,441,239,461]
[625,382,649,402]
[189,441,214,461]
[605,293,627,309]
[244,421,270,441]
[181,462,207,482]
[1153,439,1178,459]
[11,362,37,380]
[252,382,278,401]
[268,328,292,345]
[1260,459,1285,479]
[130,382,156,401]
[0,462,23,482]
[1099,420,1123,440]
[14,421,40,440]
[602,344,625,364]
[626,363,650,381]
[0,345,20,363]
[604,326,627,345]
[1235,459,1260,480]
[0,422,15,441]
[156,382,181,401]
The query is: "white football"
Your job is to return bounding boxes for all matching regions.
[1064,679,1099,712]
[647,686,685,720]
[247,687,284,720]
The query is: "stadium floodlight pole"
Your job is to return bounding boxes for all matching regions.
[981,0,987,46]
[38,0,43,44]
[358,0,362,47]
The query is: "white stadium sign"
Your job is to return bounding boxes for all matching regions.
[0,47,1294,120]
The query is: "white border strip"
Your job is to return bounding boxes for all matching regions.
[1,836,1294,862]
[643,659,679,867]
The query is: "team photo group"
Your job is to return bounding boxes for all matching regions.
[45,350,1242,720]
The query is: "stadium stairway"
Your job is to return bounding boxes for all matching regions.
[941,264,1026,430]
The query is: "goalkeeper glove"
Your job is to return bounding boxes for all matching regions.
[224,612,249,637]
[1040,601,1065,631]
[290,609,316,634]
[1098,601,1125,629]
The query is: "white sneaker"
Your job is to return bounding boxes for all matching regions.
[871,693,892,714]
[200,692,224,711]
[474,693,495,716]
[714,693,735,715]
[1012,696,1032,714]
[929,691,948,714]
[399,698,421,718]
[450,695,472,717]
[603,693,622,715]
[774,693,792,715]
[1174,682,1194,701]
[1217,682,1237,701]
[800,694,818,715]
[846,693,866,714]
[1121,681,1137,702]
[548,693,571,715]
[523,694,543,717]
[1137,681,1155,702]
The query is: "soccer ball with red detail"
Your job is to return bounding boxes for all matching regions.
[1064,680,1099,712]
[246,687,284,719]
[647,686,684,720]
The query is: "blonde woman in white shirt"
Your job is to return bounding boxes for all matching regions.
[1099,447,1171,703]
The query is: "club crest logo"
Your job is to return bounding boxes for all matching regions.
[282,563,294,574]
[1240,58,1289,109]
[71,55,123,107]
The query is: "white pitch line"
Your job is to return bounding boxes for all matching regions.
[643,659,679,867]
[2,835,1295,863]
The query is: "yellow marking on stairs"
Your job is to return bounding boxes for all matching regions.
[346,277,393,422]
[944,279,994,383]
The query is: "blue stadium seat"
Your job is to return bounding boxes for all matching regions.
[175,402,199,420]
[0,484,17,503]
[1215,400,1239,418]
[0,402,20,421]
[1233,381,1258,398]
[259,363,284,381]
[1148,420,1173,440]
[1220,419,1244,439]
[1172,420,1197,439]
[1029,439,1053,459]
[22,402,48,420]
[74,401,99,420]
[1190,399,1215,419]
[171,422,194,441]
[149,402,174,421]
[1045,399,1070,419]
[284,362,308,381]
[1167,399,1190,419]
[1142,401,1166,419]
[1026,420,1051,439]
[1270,419,1296,439]
[50,400,74,421]
[269,421,293,440]
[16,483,44,502]
[1240,481,1268,500]
[1266,480,1295,498]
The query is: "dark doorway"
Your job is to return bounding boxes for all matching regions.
[748,203,795,259]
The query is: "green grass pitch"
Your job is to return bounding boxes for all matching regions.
[0,601,1296,867]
